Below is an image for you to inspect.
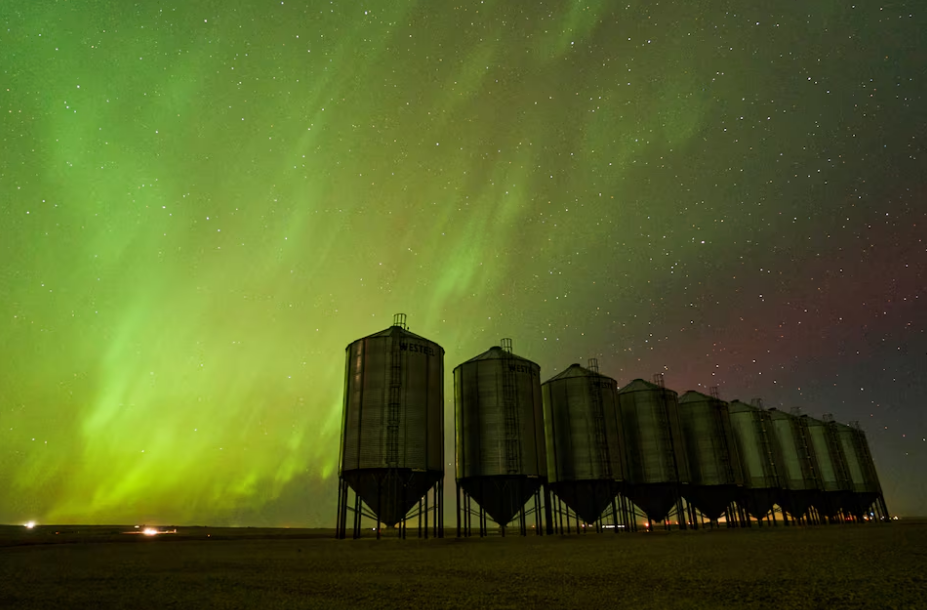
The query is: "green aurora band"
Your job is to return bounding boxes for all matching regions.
[1,1,924,524]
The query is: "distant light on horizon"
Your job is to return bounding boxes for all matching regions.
[127,527,177,536]
[24,521,36,529]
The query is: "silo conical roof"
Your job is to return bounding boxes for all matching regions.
[456,345,537,366]
[679,390,712,403]
[618,378,668,393]
[359,323,443,346]
[544,363,615,383]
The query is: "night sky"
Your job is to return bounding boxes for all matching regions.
[1,1,924,527]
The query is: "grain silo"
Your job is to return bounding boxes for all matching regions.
[727,400,782,523]
[766,408,821,523]
[835,420,889,521]
[617,376,690,529]
[678,391,744,526]
[803,414,853,521]
[455,340,549,536]
[542,360,628,531]
[335,314,445,539]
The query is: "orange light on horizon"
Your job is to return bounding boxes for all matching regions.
[124,527,177,536]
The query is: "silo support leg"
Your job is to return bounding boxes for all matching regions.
[335,479,346,539]
[464,492,469,537]
[615,496,623,533]
[432,482,438,538]
[544,485,554,536]
[346,482,353,537]
[343,481,349,538]
[456,482,461,538]
[611,497,619,534]
[438,478,444,538]
[335,480,341,539]
[878,496,889,522]
[432,481,438,538]
[534,489,542,535]
[624,497,631,532]
[464,492,471,537]
[376,478,382,540]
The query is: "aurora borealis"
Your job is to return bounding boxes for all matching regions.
[1,1,924,526]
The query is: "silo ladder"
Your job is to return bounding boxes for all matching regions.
[386,340,402,468]
[502,363,521,474]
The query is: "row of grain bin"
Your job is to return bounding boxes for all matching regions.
[335,316,888,538]
[727,401,889,525]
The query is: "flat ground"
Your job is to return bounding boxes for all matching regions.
[0,522,924,609]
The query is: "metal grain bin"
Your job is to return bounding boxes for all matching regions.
[617,379,690,525]
[455,344,546,527]
[338,314,444,528]
[835,421,889,520]
[678,391,744,522]
[803,414,852,518]
[542,363,625,524]
[766,408,820,520]
[728,400,782,520]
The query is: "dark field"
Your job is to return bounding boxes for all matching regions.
[1,522,924,609]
